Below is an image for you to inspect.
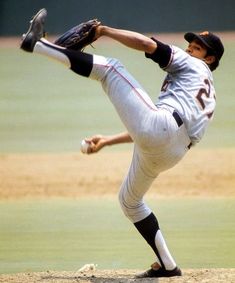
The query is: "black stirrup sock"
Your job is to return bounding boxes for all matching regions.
[134,212,165,269]
[41,40,93,77]
[63,49,93,77]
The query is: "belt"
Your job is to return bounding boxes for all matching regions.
[172,111,192,149]
[172,111,183,127]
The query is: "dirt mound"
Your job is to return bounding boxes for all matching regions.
[0,268,234,283]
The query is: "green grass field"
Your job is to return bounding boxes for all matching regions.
[0,37,234,274]
[0,198,234,274]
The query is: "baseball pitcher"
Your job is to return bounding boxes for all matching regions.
[20,9,224,278]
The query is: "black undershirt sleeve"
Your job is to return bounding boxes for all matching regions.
[145,38,172,69]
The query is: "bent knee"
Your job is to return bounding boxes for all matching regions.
[118,189,150,223]
[118,189,134,219]
[90,55,123,80]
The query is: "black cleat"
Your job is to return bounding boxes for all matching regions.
[20,8,47,52]
[135,266,182,278]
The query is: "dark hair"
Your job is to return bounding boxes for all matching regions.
[206,48,219,71]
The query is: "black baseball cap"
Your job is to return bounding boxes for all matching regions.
[184,31,224,61]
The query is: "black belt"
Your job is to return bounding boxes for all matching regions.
[172,111,183,127]
[172,111,192,149]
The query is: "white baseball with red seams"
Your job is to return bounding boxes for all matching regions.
[80,140,90,154]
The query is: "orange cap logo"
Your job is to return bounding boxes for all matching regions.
[200,31,209,36]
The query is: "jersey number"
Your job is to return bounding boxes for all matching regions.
[196,79,214,119]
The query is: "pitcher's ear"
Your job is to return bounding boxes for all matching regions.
[204,55,216,65]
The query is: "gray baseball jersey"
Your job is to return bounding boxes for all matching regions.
[156,45,216,144]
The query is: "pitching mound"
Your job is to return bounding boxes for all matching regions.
[0,268,235,283]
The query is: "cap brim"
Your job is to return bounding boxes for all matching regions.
[184,32,212,50]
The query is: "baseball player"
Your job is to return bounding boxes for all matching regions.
[20,9,224,278]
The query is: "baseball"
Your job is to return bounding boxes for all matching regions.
[80,140,91,154]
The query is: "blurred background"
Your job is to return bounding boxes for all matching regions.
[0,0,235,36]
